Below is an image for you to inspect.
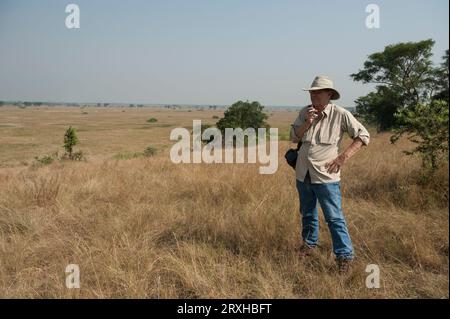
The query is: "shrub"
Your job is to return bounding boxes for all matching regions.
[63,126,85,161]
[64,126,78,158]
[34,154,54,165]
[143,146,157,157]
[391,99,449,171]
[71,151,85,161]
[147,117,158,123]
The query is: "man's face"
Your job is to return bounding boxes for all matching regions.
[310,89,332,108]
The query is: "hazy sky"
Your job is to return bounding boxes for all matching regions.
[0,0,448,107]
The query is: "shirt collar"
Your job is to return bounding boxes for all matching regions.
[322,103,332,117]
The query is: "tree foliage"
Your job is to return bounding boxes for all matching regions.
[431,50,449,101]
[354,87,403,131]
[351,39,445,131]
[64,126,78,157]
[352,40,449,171]
[216,100,269,133]
[390,99,449,171]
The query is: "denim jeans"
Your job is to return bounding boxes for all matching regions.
[296,171,354,260]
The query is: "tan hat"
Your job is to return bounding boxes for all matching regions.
[302,75,340,100]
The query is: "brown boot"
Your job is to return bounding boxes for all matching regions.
[336,258,353,274]
[298,244,316,258]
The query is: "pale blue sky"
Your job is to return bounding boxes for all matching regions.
[0,0,448,107]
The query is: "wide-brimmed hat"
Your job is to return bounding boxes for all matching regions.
[302,75,340,100]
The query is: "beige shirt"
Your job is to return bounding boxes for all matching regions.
[290,103,370,184]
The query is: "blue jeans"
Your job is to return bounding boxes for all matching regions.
[296,172,354,260]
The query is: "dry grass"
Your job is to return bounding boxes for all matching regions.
[0,106,448,298]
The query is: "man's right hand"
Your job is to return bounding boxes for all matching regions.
[306,106,318,125]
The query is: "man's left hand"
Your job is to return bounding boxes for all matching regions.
[325,154,347,174]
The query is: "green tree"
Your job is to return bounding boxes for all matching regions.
[390,99,449,171]
[354,87,403,131]
[216,100,269,133]
[215,101,269,146]
[64,126,78,159]
[351,39,437,130]
[431,50,449,101]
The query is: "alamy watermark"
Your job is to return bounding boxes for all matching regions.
[365,4,380,29]
[169,120,279,174]
[65,264,80,289]
[65,4,80,29]
[365,264,380,289]
[65,4,379,30]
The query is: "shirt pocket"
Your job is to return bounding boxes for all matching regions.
[301,128,314,143]
[318,124,339,144]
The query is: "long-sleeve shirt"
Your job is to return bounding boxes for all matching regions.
[290,103,370,184]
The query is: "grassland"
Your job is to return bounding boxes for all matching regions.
[0,106,448,298]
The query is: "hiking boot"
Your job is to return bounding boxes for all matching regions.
[298,244,317,258]
[336,258,353,274]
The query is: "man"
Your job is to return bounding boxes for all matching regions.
[290,75,370,273]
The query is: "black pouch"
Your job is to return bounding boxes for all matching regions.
[284,141,302,170]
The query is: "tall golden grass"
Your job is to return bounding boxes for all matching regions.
[0,107,448,298]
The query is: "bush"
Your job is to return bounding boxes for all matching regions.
[147,117,158,123]
[63,126,85,161]
[70,151,85,161]
[143,146,157,157]
[64,126,78,157]
[391,99,449,171]
[34,154,55,165]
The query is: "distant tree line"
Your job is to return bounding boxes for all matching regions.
[0,101,228,110]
